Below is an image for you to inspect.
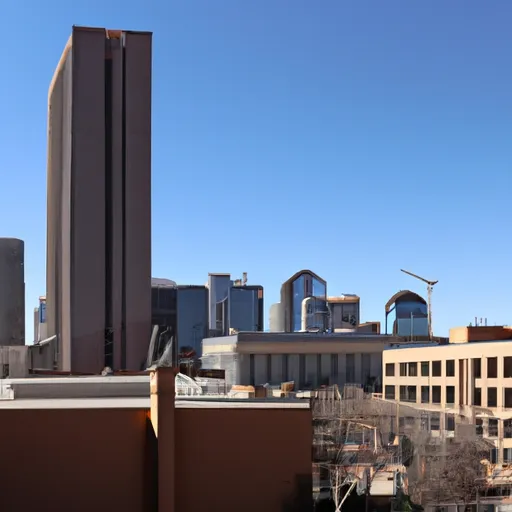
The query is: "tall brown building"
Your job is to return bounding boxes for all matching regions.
[46,26,152,373]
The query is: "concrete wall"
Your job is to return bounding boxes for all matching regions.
[175,408,312,512]
[0,398,311,512]
[0,409,152,512]
[0,238,24,345]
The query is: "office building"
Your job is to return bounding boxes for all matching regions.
[151,279,208,357]
[0,238,24,345]
[46,26,152,373]
[382,325,512,464]
[269,270,327,333]
[207,273,264,336]
[202,331,402,390]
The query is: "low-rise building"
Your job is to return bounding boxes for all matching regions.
[202,331,402,390]
[382,325,512,464]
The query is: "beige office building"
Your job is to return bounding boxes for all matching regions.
[383,326,512,463]
[46,26,152,373]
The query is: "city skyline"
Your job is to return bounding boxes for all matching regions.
[1,2,512,343]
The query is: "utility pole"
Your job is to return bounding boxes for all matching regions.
[400,269,439,341]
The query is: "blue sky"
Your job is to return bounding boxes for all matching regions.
[1,0,511,342]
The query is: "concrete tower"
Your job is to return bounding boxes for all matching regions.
[46,26,152,373]
[0,238,25,345]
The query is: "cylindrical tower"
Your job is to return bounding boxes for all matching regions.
[0,238,25,345]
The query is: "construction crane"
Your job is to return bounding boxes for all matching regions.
[400,269,438,341]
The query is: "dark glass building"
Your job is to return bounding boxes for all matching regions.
[277,270,327,332]
[384,290,428,338]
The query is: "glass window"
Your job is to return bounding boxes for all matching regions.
[447,415,455,432]
[421,386,429,403]
[488,387,498,407]
[395,300,428,337]
[446,360,455,377]
[421,361,429,376]
[432,386,441,404]
[473,358,481,378]
[505,357,512,378]
[432,361,442,377]
[476,419,483,437]
[504,419,512,439]
[474,388,482,406]
[489,418,498,437]
[385,363,395,377]
[446,386,455,404]
[488,357,498,379]
[292,275,305,332]
[408,362,418,377]
[430,413,440,431]
[504,448,512,463]
[385,385,395,400]
[399,363,407,376]
[312,277,326,300]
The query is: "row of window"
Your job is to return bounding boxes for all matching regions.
[386,356,512,379]
[386,360,455,378]
[386,383,512,408]
[385,384,454,404]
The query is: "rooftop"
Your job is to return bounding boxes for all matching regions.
[203,331,401,345]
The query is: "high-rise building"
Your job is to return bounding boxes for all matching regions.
[0,238,25,345]
[46,26,152,373]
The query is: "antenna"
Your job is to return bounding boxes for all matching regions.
[400,269,438,341]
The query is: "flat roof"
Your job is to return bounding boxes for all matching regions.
[0,397,309,410]
[384,339,512,351]
[203,332,400,346]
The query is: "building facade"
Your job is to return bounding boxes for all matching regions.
[202,331,401,390]
[382,326,512,464]
[207,273,264,336]
[384,290,428,338]
[46,26,152,373]
[0,238,24,345]
[270,270,327,333]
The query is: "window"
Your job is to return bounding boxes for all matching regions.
[385,385,395,400]
[506,388,512,409]
[476,419,483,437]
[488,357,498,378]
[421,361,429,376]
[474,388,482,406]
[385,363,395,377]
[432,386,441,404]
[399,385,416,402]
[505,420,512,439]
[488,387,498,407]
[504,448,512,463]
[1,364,9,379]
[421,386,429,404]
[399,363,407,377]
[505,357,512,378]
[446,386,455,404]
[446,415,455,432]
[489,418,499,437]
[408,362,418,377]
[490,448,498,464]
[430,413,440,431]
[432,361,442,377]
[446,360,455,377]
[473,358,481,378]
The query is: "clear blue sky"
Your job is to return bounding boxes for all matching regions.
[1,0,511,342]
